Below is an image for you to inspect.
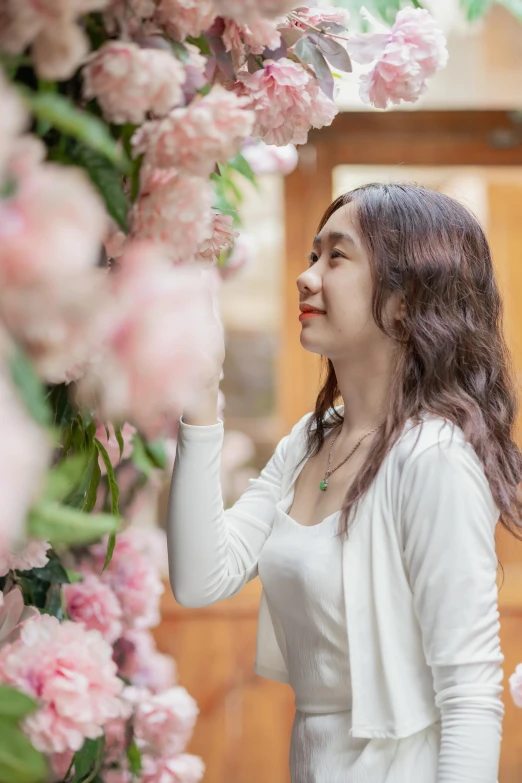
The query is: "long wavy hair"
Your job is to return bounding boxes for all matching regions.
[294,182,522,544]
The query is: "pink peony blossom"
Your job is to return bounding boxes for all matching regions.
[0,538,51,577]
[132,86,254,176]
[241,138,298,175]
[236,57,338,145]
[222,17,281,65]
[63,573,123,644]
[129,168,214,262]
[134,687,199,755]
[113,628,177,692]
[140,753,205,783]
[6,135,46,180]
[49,749,75,781]
[510,663,522,708]
[0,586,40,647]
[288,5,350,31]
[0,613,129,753]
[156,0,216,40]
[103,716,129,763]
[217,231,256,280]
[95,421,137,474]
[197,212,238,264]
[81,528,164,630]
[0,71,27,182]
[124,525,169,574]
[83,42,187,124]
[346,7,448,109]
[215,0,294,22]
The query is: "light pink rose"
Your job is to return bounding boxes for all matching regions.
[134,687,199,756]
[132,86,254,177]
[82,528,164,630]
[236,57,338,146]
[0,538,51,578]
[0,586,40,647]
[510,663,522,707]
[76,243,224,438]
[0,613,129,754]
[140,753,205,783]
[288,5,350,31]
[129,169,214,262]
[83,42,187,124]
[346,7,448,109]
[63,573,123,644]
[241,138,298,175]
[197,212,238,264]
[215,0,294,22]
[113,628,177,692]
[156,0,216,40]
[95,421,137,474]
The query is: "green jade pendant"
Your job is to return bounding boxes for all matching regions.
[319,478,328,491]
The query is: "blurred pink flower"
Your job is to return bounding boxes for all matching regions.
[236,58,337,145]
[197,212,238,264]
[132,86,254,177]
[83,528,164,630]
[83,42,187,124]
[180,42,209,103]
[129,169,214,262]
[346,7,448,109]
[0,538,51,577]
[223,17,281,65]
[6,135,46,180]
[0,586,40,647]
[241,138,298,175]
[215,0,294,22]
[140,753,205,783]
[134,687,199,755]
[0,613,129,753]
[510,663,522,707]
[0,72,27,181]
[288,5,350,30]
[124,526,169,574]
[49,749,75,782]
[63,573,123,644]
[113,628,177,692]
[103,716,129,763]
[156,0,216,40]
[95,421,137,474]
[217,231,257,281]
[75,243,224,437]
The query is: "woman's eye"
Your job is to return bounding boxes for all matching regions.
[330,250,343,260]
[307,252,318,266]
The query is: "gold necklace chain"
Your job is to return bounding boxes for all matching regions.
[319,425,382,492]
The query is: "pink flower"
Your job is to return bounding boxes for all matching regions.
[0,71,27,182]
[49,749,75,781]
[197,212,238,264]
[103,716,129,763]
[63,574,123,644]
[134,687,199,755]
[215,0,294,23]
[95,421,137,474]
[124,526,169,574]
[83,42,187,124]
[140,753,205,783]
[288,5,350,31]
[0,614,129,754]
[132,86,254,177]
[0,538,51,577]
[217,231,256,280]
[0,586,40,647]
[82,529,164,630]
[129,169,214,262]
[156,0,216,40]
[223,17,281,65]
[510,663,522,707]
[236,58,337,145]
[241,138,298,175]
[113,628,177,692]
[346,7,448,109]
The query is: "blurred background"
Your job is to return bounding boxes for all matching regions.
[137,3,522,781]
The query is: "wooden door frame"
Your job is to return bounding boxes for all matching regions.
[279,109,522,437]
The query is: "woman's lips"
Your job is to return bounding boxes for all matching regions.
[299,311,325,321]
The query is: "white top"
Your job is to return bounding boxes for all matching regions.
[167,408,504,782]
[258,500,351,714]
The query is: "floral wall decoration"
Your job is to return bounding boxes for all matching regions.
[0,1,447,781]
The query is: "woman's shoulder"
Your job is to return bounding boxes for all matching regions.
[393,412,475,474]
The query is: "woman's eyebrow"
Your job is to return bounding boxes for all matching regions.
[312,230,357,248]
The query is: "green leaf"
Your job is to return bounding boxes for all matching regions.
[295,37,334,100]
[43,452,91,503]
[185,34,212,55]
[126,739,142,775]
[0,687,38,721]
[18,89,129,171]
[114,423,125,462]
[42,582,64,619]
[145,438,167,470]
[82,449,102,513]
[8,347,52,428]
[459,0,493,19]
[94,439,120,516]
[498,0,522,20]
[227,153,257,185]
[64,568,83,583]
[27,553,70,584]
[0,718,48,783]
[131,432,154,478]
[27,501,121,546]
[101,530,116,574]
[70,143,129,231]
[71,736,105,783]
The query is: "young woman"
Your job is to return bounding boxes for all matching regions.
[167,182,522,783]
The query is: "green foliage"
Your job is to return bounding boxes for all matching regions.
[9,347,52,428]
[71,736,106,783]
[0,717,48,783]
[27,501,121,546]
[69,143,129,231]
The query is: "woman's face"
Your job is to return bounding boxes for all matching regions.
[296,201,401,361]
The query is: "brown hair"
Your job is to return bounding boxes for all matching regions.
[294,182,522,544]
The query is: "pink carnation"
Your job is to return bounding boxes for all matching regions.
[132,86,254,176]
[113,628,177,692]
[95,421,137,474]
[223,17,281,65]
[156,0,216,40]
[140,753,205,783]
[346,7,448,109]
[134,687,199,755]
[0,614,129,754]
[241,138,298,174]
[197,212,238,264]
[236,58,337,145]
[82,529,164,630]
[0,586,40,647]
[0,538,51,578]
[83,42,187,124]
[289,5,350,31]
[129,169,214,262]
[215,0,294,22]
[63,574,123,644]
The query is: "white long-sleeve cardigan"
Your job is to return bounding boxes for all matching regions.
[167,408,504,781]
